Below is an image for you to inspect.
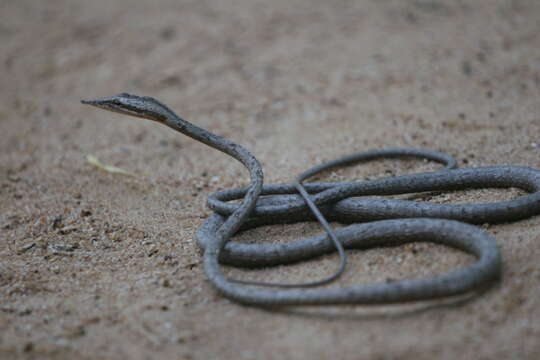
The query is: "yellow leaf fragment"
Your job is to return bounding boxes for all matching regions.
[86,154,136,177]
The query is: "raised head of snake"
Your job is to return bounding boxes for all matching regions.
[82,93,234,152]
[81,93,176,123]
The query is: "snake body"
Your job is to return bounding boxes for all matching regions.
[82,93,540,306]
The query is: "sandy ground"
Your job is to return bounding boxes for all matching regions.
[1,0,540,359]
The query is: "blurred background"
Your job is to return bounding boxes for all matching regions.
[1,1,539,359]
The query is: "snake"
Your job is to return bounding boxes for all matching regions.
[82,93,540,306]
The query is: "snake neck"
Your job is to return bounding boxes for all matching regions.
[162,113,264,248]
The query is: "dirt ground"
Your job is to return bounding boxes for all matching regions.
[1,0,540,359]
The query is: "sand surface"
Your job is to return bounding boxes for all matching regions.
[1,1,540,359]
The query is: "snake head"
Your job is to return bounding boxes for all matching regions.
[81,93,175,123]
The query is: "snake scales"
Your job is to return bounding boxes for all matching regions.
[82,93,540,306]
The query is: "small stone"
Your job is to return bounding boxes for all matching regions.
[160,26,176,40]
[461,60,473,76]
[58,225,77,234]
[18,242,36,254]
[80,209,92,217]
[50,242,79,253]
[147,247,158,257]
[52,215,63,229]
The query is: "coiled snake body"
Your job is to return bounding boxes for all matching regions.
[82,93,540,306]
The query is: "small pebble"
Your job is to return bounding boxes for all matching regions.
[58,225,77,234]
[17,243,36,255]
[80,209,92,217]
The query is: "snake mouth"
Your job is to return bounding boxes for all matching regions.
[81,97,142,118]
